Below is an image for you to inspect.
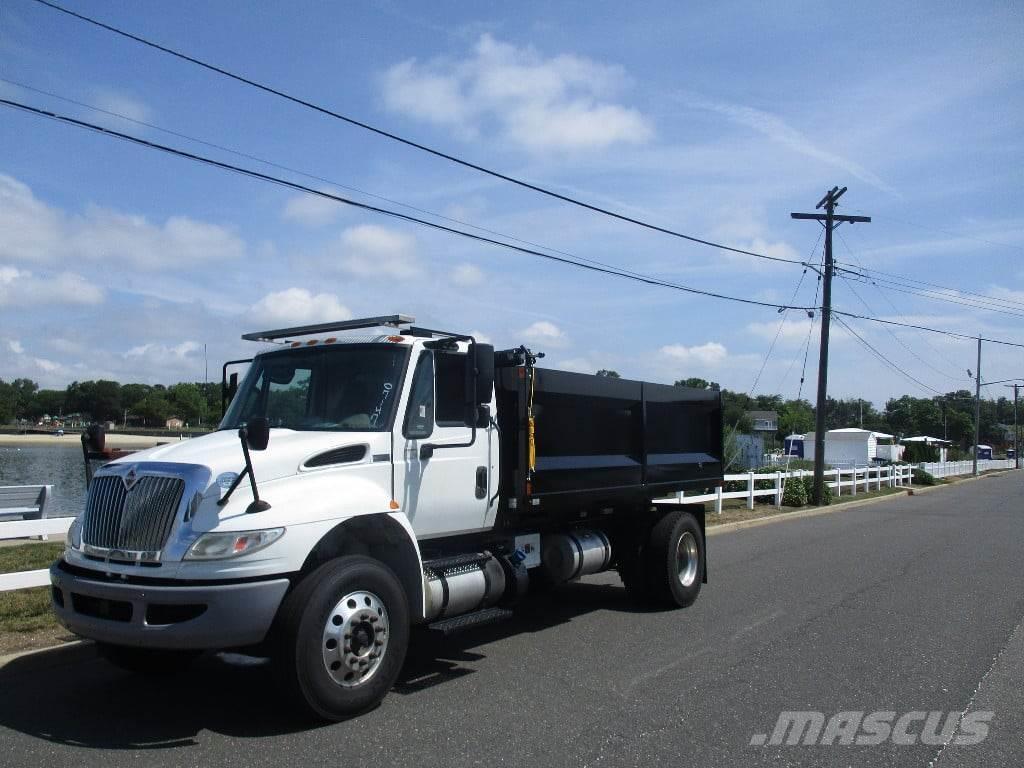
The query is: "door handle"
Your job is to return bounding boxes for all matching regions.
[475,466,487,499]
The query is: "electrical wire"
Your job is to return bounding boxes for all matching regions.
[0,97,813,313]
[26,0,812,268]
[723,235,821,470]
[6,94,1024,352]
[835,230,971,379]
[834,316,943,395]
[0,76,668,282]
[837,270,1024,319]
[836,270,969,383]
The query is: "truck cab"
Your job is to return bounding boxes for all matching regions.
[52,315,717,720]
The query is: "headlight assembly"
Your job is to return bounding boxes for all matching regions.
[65,517,82,551]
[185,528,285,560]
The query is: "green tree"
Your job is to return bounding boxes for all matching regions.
[28,389,65,420]
[0,380,16,424]
[168,383,206,425]
[595,369,620,378]
[66,380,122,421]
[134,392,171,426]
[674,377,720,391]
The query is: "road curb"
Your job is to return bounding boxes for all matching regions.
[706,490,911,536]
[705,467,1020,536]
[0,640,94,674]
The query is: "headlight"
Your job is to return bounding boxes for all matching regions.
[65,517,82,551]
[185,528,285,560]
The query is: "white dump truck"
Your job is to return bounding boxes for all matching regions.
[52,315,722,719]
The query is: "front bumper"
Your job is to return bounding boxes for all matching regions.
[50,560,290,650]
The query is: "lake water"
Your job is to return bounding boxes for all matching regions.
[0,445,89,517]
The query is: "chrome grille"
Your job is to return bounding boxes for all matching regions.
[82,475,185,555]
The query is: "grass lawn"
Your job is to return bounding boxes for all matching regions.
[0,542,75,657]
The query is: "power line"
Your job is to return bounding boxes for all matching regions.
[0,97,812,313]
[831,310,1024,349]
[836,271,969,383]
[7,95,1024,352]
[0,76,665,282]
[27,0,811,268]
[833,234,969,382]
[837,269,1024,319]
[834,315,943,396]
[833,259,1024,312]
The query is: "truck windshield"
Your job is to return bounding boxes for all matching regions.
[221,344,409,432]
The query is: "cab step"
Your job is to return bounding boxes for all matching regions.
[427,606,513,635]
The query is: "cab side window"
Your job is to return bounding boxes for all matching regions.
[435,351,468,426]
[403,352,434,439]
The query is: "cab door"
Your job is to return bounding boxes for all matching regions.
[396,350,492,538]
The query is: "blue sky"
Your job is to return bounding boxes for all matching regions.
[1,0,1022,406]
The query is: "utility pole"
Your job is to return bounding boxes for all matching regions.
[973,337,981,477]
[1015,384,1020,470]
[792,187,871,505]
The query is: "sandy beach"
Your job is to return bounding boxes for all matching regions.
[0,433,186,449]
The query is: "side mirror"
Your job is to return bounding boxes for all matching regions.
[245,416,270,451]
[228,372,239,402]
[464,343,495,427]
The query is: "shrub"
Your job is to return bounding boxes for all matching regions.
[913,467,938,486]
[800,475,834,505]
[781,477,808,507]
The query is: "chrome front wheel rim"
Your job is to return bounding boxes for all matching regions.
[676,531,699,588]
[322,590,389,687]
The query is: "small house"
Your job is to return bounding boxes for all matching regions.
[165,417,185,430]
[804,428,903,467]
[974,444,993,460]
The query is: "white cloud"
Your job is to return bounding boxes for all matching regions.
[521,320,569,348]
[250,288,352,325]
[382,34,653,152]
[91,88,153,128]
[686,98,897,196]
[7,340,23,354]
[469,330,492,345]
[453,263,484,286]
[32,357,61,373]
[282,193,343,227]
[333,224,419,279]
[556,357,596,373]
[659,341,728,366]
[125,341,202,360]
[0,174,245,269]
[0,264,104,307]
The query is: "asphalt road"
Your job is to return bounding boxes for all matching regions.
[1,472,1021,767]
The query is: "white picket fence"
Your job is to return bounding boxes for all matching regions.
[657,464,914,515]
[0,517,74,592]
[917,459,1016,478]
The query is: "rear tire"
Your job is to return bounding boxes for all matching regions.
[273,555,409,721]
[96,643,200,676]
[620,510,704,608]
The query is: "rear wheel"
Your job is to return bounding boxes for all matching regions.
[620,510,704,608]
[273,556,409,721]
[96,643,201,676]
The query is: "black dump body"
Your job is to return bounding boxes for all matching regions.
[495,364,723,527]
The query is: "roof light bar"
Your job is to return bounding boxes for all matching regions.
[241,314,415,342]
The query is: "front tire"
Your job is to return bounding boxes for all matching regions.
[273,556,409,721]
